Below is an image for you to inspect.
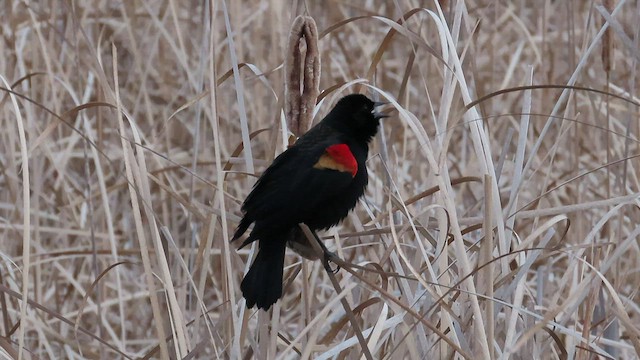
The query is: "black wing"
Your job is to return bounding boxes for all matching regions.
[234,123,356,244]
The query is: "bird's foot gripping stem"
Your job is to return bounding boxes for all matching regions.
[298,223,341,273]
[322,250,340,274]
[311,229,340,273]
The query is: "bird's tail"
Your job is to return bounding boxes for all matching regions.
[241,238,286,310]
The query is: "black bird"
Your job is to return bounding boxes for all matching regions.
[232,94,387,310]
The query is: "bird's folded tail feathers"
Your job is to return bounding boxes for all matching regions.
[241,238,286,310]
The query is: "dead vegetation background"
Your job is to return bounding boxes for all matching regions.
[1,0,639,359]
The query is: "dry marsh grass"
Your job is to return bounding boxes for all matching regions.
[1,1,639,359]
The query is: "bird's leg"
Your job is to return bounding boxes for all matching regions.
[310,231,340,274]
[298,223,341,273]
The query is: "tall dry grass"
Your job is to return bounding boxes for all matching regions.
[0,1,639,359]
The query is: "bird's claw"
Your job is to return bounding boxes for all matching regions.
[322,251,340,274]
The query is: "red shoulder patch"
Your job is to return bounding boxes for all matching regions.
[313,144,358,177]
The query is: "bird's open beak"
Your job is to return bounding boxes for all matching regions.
[374,112,390,119]
[373,101,390,119]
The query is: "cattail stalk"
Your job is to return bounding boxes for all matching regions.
[284,15,320,137]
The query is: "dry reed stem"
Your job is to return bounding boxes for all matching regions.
[299,224,374,360]
[111,45,170,359]
[285,15,320,137]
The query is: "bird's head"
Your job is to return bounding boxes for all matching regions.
[325,94,388,143]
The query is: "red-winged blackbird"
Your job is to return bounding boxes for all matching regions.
[232,94,387,310]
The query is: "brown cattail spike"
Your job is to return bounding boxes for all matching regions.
[285,15,320,137]
[601,0,613,72]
